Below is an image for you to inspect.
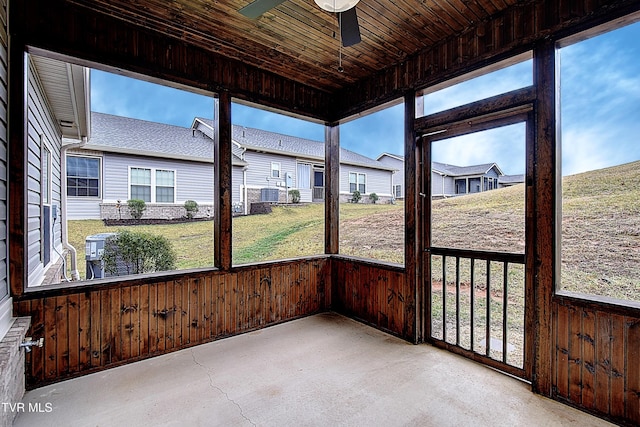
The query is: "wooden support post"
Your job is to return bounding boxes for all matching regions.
[531,39,558,396]
[8,4,27,296]
[404,91,419,343]
[214,92,233,270]
[325,122,339,255]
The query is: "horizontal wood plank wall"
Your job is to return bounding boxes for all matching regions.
[13,258,329,389]
[552,297,640,425]
[332,257,413,341]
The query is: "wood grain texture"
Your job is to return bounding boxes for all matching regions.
[552,297,640,426]
[15,258,329,389]
[332,257,413,341]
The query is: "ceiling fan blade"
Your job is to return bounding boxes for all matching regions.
[340,8,361,47]
[239,0,287,19]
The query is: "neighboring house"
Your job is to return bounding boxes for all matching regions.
[377,154,525,199]
[432,162,504,197]
[377,153,404,199]
[67,113,246,220]
[498,174,526,188]
[26,54,90,287]
[68,112,396,220]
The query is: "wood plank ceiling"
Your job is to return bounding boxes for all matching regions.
[68,0,521,93]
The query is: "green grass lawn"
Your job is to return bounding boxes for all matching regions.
[69,201,405,279]
[68,160,639,304]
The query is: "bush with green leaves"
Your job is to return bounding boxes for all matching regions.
[103,230,176,276]
[351,190,361,203]
[288,189,301,204]
[369,192,379,204]
[184,200,199,219]
[127,199,146,220]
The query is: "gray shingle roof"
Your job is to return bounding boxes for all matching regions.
[432,161,502,177]
[498,174,525,184]
[87,112,246,165]
[196,118,395,171]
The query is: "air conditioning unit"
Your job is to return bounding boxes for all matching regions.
[85,233,117,280]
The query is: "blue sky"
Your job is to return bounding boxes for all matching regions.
[91,20,640,177]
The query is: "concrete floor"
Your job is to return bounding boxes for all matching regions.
[15,312,612,427]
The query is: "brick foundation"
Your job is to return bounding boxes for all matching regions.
[100,203,215,220]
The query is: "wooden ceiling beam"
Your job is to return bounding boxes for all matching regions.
[20,0,333,121]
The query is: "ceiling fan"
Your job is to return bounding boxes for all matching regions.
[239,0,362,47]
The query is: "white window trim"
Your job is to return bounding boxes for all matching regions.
[128,166,177,203]
[393,184,402,198]
[41,143,52,205]
[66,154,102,199]
[271,162,281,179]
[349,171,367,194]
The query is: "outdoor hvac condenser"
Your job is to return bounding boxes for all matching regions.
[85,232,117,280]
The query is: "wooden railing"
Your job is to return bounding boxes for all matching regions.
[428,247,526,378]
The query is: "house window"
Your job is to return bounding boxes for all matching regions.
[297,163,311,189]
[67,155,100,197]
[130,167,152,202]
[155,169,175,203]
[393,184,402,198]
[41,145,51,204]
[130,167,176,203]
[271,162,281,178]
[349,172,366,193]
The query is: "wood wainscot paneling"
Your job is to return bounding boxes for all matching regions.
[552,295,640,426]
[332,256,413,341]
[13,257,329,389]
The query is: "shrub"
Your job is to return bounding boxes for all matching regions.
[351,190,361,203]
[103,230,176,276]
[184,200,199,219]
[127,199,146,220]
[288,189,301,204]
[369,193,379,204]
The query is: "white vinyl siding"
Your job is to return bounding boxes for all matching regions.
[244,151,298,188]
[232,166,243,204]
[104,154,213,205]
[340,165,393,197]
[378,155,404,199]
[26,55,64,287]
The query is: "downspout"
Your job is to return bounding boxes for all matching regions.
[60,138,86,281]
[243,166,248,215]
[241,146,248,215]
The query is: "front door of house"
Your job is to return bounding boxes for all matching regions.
[313,169,324,201]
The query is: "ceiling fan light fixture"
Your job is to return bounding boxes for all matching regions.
[313,0,359,13]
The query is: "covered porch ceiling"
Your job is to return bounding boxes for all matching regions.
[68,0,521,94]
[22,0,639,122]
